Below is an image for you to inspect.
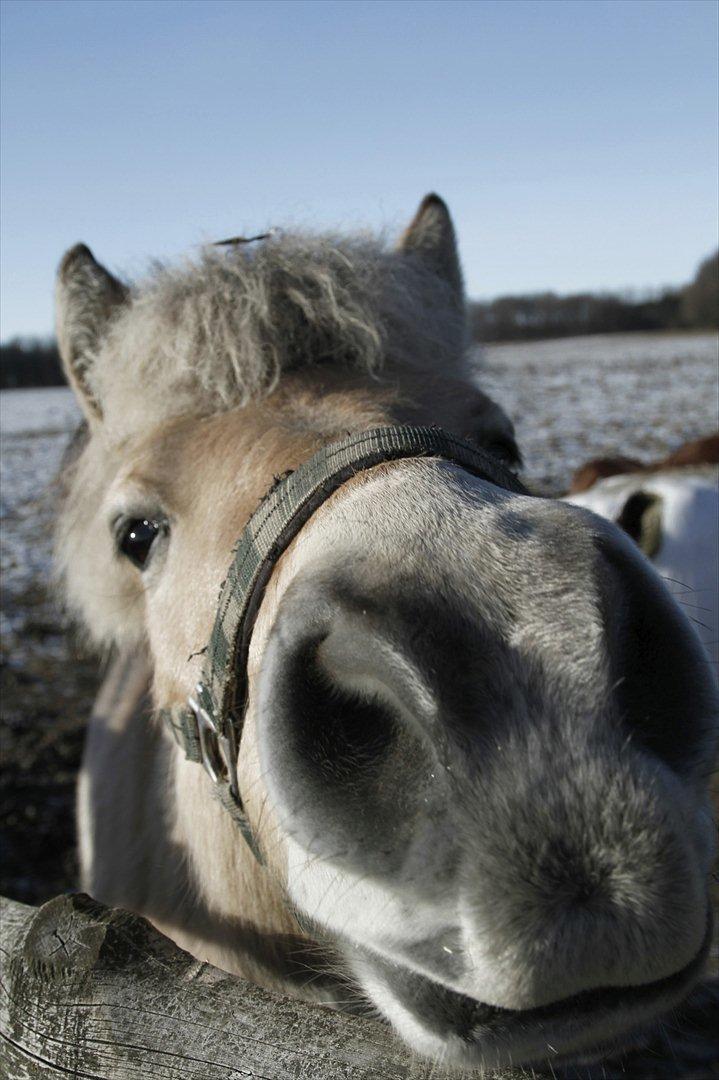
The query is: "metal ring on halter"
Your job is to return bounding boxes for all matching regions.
[187,683,240,799]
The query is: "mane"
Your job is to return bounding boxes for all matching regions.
[95,229,468,418]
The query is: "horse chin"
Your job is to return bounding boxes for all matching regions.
[348,921,712,1071]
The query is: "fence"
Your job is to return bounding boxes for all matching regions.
[1,892,717,1079]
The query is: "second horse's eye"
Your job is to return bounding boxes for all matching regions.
[118,518,162,569]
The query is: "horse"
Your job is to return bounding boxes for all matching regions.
[565,463,719,669]
[54,195,719,1072]
[568,432,719,495]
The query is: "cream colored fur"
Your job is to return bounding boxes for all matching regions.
[58,198,515,990]
[54,198,717,1070]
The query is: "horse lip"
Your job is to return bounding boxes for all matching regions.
[358,911,713,1067]
[481,910,711,1027]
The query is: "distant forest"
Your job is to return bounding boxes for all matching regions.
[2,249,717,389]
[471,248,718,343]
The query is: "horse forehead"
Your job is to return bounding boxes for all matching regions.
[112,384,390,479]
[111,409,279,491]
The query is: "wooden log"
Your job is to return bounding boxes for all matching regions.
[0,892,498,1079]
[1,892,717,1080]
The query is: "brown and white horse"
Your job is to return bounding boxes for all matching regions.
[566,437,719,669]
[568,433,719,495]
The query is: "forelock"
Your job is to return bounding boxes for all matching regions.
[91,229,467,426]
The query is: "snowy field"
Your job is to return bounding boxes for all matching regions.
[1,329,717,647]
[479,331,719,493]
[0,386,81,436]
[1,330,718,905]
[1,388,81,640]
[2,329,717,508]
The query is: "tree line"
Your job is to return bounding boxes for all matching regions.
[2,250,717,389]
[470,248,719,343]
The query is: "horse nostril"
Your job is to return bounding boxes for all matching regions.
[557,866,614,913]
[572,879,603,905]
[596,531,718,774]
[285,635,400,782]
[257,572,441,865]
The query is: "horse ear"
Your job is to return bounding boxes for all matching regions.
[398,193,463,302]
[616,490,663,559]
[55,244,128,420]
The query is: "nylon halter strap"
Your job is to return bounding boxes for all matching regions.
[161,425,528,863]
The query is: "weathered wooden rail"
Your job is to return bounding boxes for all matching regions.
[1,892,717,1079]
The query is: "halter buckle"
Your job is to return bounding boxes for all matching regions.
[187,684,240,800]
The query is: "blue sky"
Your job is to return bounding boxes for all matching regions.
[1,0,717,339]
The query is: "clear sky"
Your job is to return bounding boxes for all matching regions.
[1,0,717,339]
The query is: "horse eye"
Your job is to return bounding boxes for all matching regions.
[118,518,163,569]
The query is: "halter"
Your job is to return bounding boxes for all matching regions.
[162,425,528,862]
